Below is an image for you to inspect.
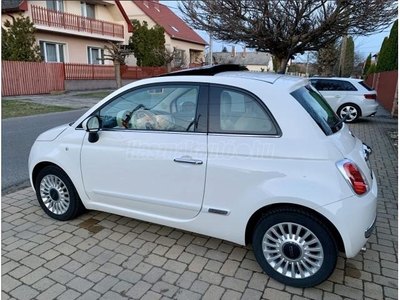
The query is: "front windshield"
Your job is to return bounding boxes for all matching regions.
[291,85,341,135]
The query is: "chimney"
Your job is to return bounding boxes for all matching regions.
[231,46,236,57]
[242,47,246,58]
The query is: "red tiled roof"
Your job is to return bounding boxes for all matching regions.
[133,0,207,46]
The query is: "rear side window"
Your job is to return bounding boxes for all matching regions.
[313,79,357,91]
[209,86,279,135]
[359,81,374,91]
[291,86,341,135]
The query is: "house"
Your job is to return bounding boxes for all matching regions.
[207,48,274,72]
[119,0,207,67]
[1,0,134,64]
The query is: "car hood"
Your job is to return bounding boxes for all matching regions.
[36,124,69,141]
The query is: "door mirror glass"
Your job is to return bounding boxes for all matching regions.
[85,116,100,132]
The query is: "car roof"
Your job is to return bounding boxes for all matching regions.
[159,64,309,90]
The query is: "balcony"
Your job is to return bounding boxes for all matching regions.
[31,5,124,40]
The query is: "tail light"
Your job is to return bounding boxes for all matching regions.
[337,159,369,195]
[364,94,376,100]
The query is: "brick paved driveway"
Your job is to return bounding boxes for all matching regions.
[2,107,397,300]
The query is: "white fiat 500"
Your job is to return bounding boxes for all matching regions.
[29,65,377,288]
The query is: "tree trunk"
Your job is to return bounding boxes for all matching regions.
[114,61,122,88]
[276,57,290,74]
[166,61,172,73]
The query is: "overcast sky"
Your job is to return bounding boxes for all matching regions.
[161,1,394,62]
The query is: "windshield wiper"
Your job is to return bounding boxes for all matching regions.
[333,111,351,128]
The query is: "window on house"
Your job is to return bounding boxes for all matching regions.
[174,49,185,68]
[81,2,95,18]
[47,0,63,11]
[88,47,104,64]
[40,41,65,63]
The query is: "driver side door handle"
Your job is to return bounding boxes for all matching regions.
[174,158,203,165]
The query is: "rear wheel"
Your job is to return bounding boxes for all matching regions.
[337,104,361,123]
[252,208,337,287]
[35,166,85,221]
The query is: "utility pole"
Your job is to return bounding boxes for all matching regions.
[306,51,310,77]
[209,15,213,66]
[338,35,347,77]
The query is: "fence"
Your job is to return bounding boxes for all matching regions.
[1,61,190,96]
[2,61,65,96]
[366,70,398,115]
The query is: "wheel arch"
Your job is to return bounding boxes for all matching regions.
[244,203,345,253]
[32,161,60,188]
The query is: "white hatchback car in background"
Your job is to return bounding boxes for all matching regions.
[29,65,377,288]
[310,77,379,123]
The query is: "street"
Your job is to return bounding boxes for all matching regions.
[2,109,88,193]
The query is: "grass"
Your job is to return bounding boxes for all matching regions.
[2,100,74,119]
[74,91,112,98]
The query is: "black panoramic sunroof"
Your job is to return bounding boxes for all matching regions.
[159,64,249,77]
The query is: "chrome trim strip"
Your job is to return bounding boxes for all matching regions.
[365,214,377,238]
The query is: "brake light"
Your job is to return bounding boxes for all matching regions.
[364,94,376,100]
[337,159,369,195]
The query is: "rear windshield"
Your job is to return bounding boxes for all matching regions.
[359,81,374,91]
[291,86,341,135]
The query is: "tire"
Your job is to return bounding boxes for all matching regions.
[337,104,361,123]
[252,208,337,288]
[35,166,85,221]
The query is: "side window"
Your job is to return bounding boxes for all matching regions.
[339,81,357,91]
[98,85,199,132]
[209,87,278,135]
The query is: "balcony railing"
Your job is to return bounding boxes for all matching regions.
[31,5,124,39]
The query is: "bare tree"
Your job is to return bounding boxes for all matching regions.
[179,0,397,73]
[154,47,189,72]
[100,42,132,88]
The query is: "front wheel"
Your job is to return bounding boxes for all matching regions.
[252,208,338,288]
[35,166,85,221]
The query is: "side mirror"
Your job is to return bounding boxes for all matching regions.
[83,116,100,143]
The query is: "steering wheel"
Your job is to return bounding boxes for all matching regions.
[131,109,158,130]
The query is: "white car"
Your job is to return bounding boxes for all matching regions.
[310,77,379,123]
[29,65,377,288]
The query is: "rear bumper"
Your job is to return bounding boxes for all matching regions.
[361,101,379,117]
[322,172,378,257]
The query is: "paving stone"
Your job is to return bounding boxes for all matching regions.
[76,290,101,300]
[20,267,50,285]
[87,271,107,283]
[248,273,268,291]
[49,269,75,284]
[222,289,242,300]
[93,276,119,294]
[67,277,94,293]
[126,280,151,299]
[173,289,202,300]
[334,285,363,300]
[203,285,225,300]
[162,271,180,284]
[19,254,46,269]
[134,262,153,275]
[190,280,210,294]
[221,276,247,292]
[198,270,222,285]
[145,254,167,267]
[111,280,134,294]
[8,265,32,279]
[44,255,71,271]
[36,283,66,300]
[99,291,126,300]
[163,260,187,274]
[143,267,165,284]
[10,284,40,300]
[75,262,100,278]
[151,281,179,297]
[220,259,240,276]
[176,271,197,289]
[2,274,22,293]
[165,245,185,259]
[204,259,223,272]
[263,288,291,300]
[186,244,207,256]
[188,256,208,273]
[32,278,55,292]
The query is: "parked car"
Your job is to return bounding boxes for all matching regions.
[29,65,377,288]
[310,77,379,123]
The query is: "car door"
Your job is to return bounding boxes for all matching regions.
[203,85,281,214]
[80,83,208,220]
